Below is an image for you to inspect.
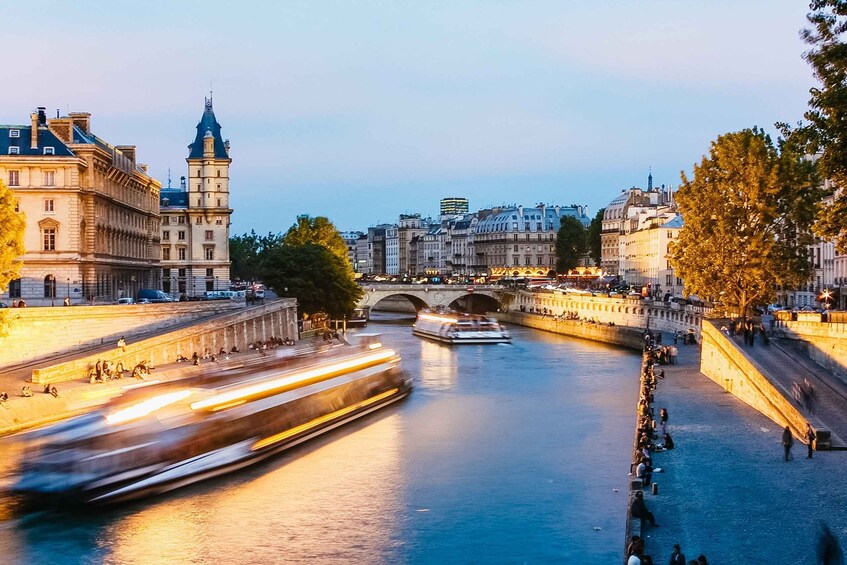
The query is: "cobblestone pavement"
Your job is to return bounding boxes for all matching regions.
[644,336,847,564]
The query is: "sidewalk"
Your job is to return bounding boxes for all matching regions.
[643,334,847,563]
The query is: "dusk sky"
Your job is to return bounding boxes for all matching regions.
[3,1,816,234]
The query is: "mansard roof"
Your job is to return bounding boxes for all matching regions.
[188,98,228,160]
[0,125,75,157]
[160,188,189,208]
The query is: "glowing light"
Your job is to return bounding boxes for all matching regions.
[106,389,192,425]
[251,388,400,451]
[191,349,397,411]
[417,313,458,323]
[367,342,383,350]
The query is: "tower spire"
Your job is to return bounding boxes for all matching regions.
[648,167,653,191]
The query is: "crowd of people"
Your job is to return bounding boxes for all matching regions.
[627,331,709,565]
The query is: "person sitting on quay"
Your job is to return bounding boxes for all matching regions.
[631,490,658,527]
[117,336,127,352]
[0,392,8,403]
[192,351,200,366]
[21,386,32,397]
[219,347,227,355]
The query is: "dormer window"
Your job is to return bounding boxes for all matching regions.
[9,130,19,138]
[8,147,19,155]
[43,147,55,155]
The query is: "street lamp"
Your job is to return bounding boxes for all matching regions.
[66,278,70,303]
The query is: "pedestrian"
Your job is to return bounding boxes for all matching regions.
[696,556,709,565]
[782,425,794,462]
[117,336,127,352]
[63,296,70,306]
[630,490,659,527]
[806,423,816,459]
[669,544,686,565]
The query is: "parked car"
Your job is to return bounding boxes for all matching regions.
[136,298,152,304]
[115,297,135,305]
[137,289,174,303]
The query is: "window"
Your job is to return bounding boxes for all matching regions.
[163,268,171,277]
[9,130,19,138]
[44,199,54,213]
[217,170,221,177]
[178,248,186,260]
[178,268,186,277]
[44,171,55,186]
[215,216,223,225]
[177,216,185,224]
[513,234,518,241]
[666,274,673,285]
[513,245,518,252]
[162,247,171,260]
[676,277,682,285]
[8,171,19,186]
[550,245,555,252]
[8,278,21,298]
[205,248,214,260]
[44,275,56,298]
[206,280,214,291]
[162,217,170,225]
[206,268,214,276]
[205,230,214,241]
[163,231,170,241]
[217,199,221,207]
[195,217,202,224]
[43,147,55,155]
[197,199,201,206]
[513,256,519,266]
[178,230,185,240]
[43,228,56,251]
[8,147,19,155]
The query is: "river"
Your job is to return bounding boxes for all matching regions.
[0,314,641,564]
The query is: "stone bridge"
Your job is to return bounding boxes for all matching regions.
[357,284,509,313]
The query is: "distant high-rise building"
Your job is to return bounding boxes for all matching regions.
[440,197,469,217]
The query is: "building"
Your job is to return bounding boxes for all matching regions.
[397,214,428,276]
[159,98,232,297]
[0,107,162,305]
[355,234,370,274]
[340,231,364,271]
[385,226,399,275]
[619,213,683,296]
[474,203,590,279]
[440,197,469,218]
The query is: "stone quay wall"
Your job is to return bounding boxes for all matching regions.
[496,311,644,350]
[773,319,847,380]
[0,301,243,369]
[700,320,810,439]
[31,299,299,384]
[509,291,706,340]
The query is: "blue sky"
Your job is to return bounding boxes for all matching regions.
[2,1,815,233]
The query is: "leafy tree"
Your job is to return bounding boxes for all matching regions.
[260,243,363,319]
[555,216,587,273]
[788,0,847,251]
[0,179,25,293]
[587,207,605,267]
[229,230,281,282]
[283,215,350,267]
[668,128,821,320]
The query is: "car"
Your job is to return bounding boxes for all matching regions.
[115,297,135,305]
[136,298,152,304]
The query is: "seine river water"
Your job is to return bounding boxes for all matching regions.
[0,314,641,564]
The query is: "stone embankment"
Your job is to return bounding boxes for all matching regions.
[496,311,644,350]
[774,318,847,379]
[0,300,243,369]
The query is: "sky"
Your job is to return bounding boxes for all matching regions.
[1,0,817,234]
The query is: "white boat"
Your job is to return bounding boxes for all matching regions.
[413,311,511,344]
[10,335,411,505]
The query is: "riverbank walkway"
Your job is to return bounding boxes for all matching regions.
[643,333,847,563]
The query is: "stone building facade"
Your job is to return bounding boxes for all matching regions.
[0,108,161,305]
[159,98,232,297]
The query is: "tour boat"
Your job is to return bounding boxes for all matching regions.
[10,335,411,505]
[413,310,511,344]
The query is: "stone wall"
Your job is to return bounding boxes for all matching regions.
[700,320,810,439]
[496,311,644,350]
[0,301,242,369]
[774,320,847,379]
[31,299,299,384]
[510,291,706,338]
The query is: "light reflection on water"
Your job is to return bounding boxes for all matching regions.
[0,314,641,564]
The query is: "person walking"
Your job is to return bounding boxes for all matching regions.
[782,425,794,462]
[669,544,686,565]
[806,423,817,459]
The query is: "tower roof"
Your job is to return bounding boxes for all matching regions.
[188,97,228,159]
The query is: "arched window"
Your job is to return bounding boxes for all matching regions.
[44,275,56,298]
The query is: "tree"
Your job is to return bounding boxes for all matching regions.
[587,207,605,267]
[260,243,363,319]
[790,0,847,251]
[229,230,282,282]
[555,216,587,273]
[283,215,350,267]
[668,128,821,320]
[0,179,25,293]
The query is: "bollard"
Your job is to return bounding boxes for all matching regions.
[651,483,658,495]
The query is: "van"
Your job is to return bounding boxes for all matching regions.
[137,289,174,303]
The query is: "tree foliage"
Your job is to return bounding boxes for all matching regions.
[0,179,25,293]
[790,0,847,251]
[283,215,350,268]
[260,243,363,319]
[668,128,821,318]
[555,216,587,273]
[587,207,605,267]
[229,230,282,282]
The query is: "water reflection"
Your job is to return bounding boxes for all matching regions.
[417,340,458,391]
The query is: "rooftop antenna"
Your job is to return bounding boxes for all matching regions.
[167,167,172,189]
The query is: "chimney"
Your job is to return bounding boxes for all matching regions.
[37,107,47,126]
[116,145,137,163]
[30,112,38,149]
[68,112,91,134]
[138,163,148,173]
[180,176,186,190]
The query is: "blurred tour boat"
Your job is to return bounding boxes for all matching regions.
[11,335,410,505]
[413,310,511,344]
